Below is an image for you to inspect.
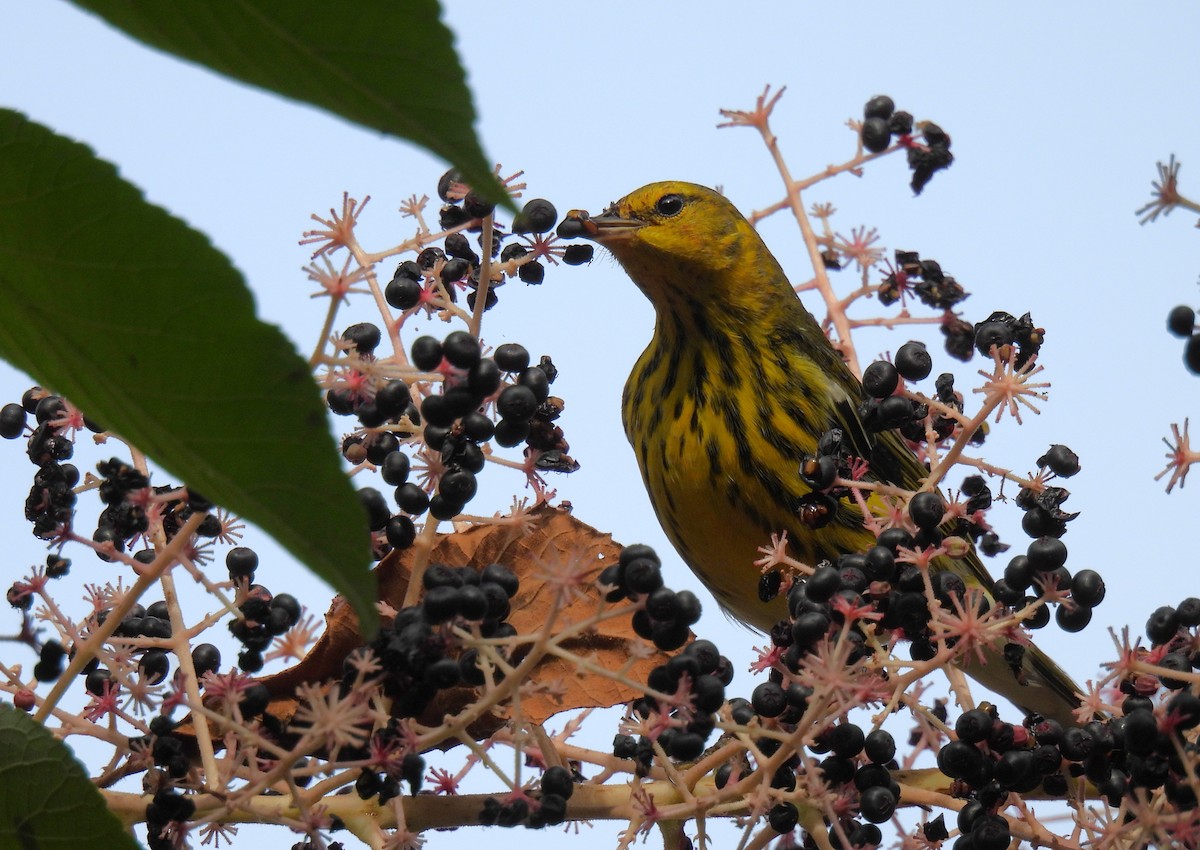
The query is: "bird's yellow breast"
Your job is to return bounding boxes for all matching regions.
[621,321,862,630]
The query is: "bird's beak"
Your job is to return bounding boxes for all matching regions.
[560,207,644,244]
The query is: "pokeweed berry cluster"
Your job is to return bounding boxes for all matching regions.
[1166,303,1200,374]
[356,561,520,720]
[599,544,703,652]
[397,170,593,311]
[1143,598,1200,694]
[877,250,969,312]
[351,718,428,805]
[616,636,732,767]
[224,545,303,673]
[986,445,1100,634]
[1,385,310,701]
[328,324,577,556]
[476,764,576,829]
[858,95,954,194]
[734,711,900,843]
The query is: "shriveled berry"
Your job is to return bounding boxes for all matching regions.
[562,244,594,265]
[518,260,545,285]
[1038,444,1080,477]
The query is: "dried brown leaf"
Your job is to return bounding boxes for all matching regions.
[262,504,674,739]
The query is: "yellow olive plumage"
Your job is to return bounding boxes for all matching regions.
[583,181,1082,725]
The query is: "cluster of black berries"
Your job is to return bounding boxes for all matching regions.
[1166,303,1200,373]
[985,446,1100,631]
[224,546,302,672]
[409,171,592,309]
[91,457,151,554]
[714,699,898,842]
[144,788,196,850]
[598,544,702,652]
[859,341,936,436]
[338,329,576,554]
[504,198,595,284]
[959,475,1008,557]
[616,637,732,769]
[85,600,176,691]
[356,562,520,718]
[878,250,969,311]
[353,721,427,804]
[327,322,418,437]
[859,95,953,193]
[755,504,959,665]
[477,765,576,828]
[2,388,80,538]
[931,707,1079,850]
[1143,597,1200,690]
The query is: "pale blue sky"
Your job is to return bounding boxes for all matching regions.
[3,3,1200,848]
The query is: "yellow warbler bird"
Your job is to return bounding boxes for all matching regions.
[573,181,1082,725]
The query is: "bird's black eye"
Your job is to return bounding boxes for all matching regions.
[655,194,684,217]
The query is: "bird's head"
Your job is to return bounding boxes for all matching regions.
[562,181,787,314]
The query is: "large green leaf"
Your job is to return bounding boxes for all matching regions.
[0,110,376,634]
[68,0,509,207]
[0,704,142,850]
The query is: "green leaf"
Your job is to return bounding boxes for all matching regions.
[0,703,142,850]
[0,110,376,635]
[68,0,510,208]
